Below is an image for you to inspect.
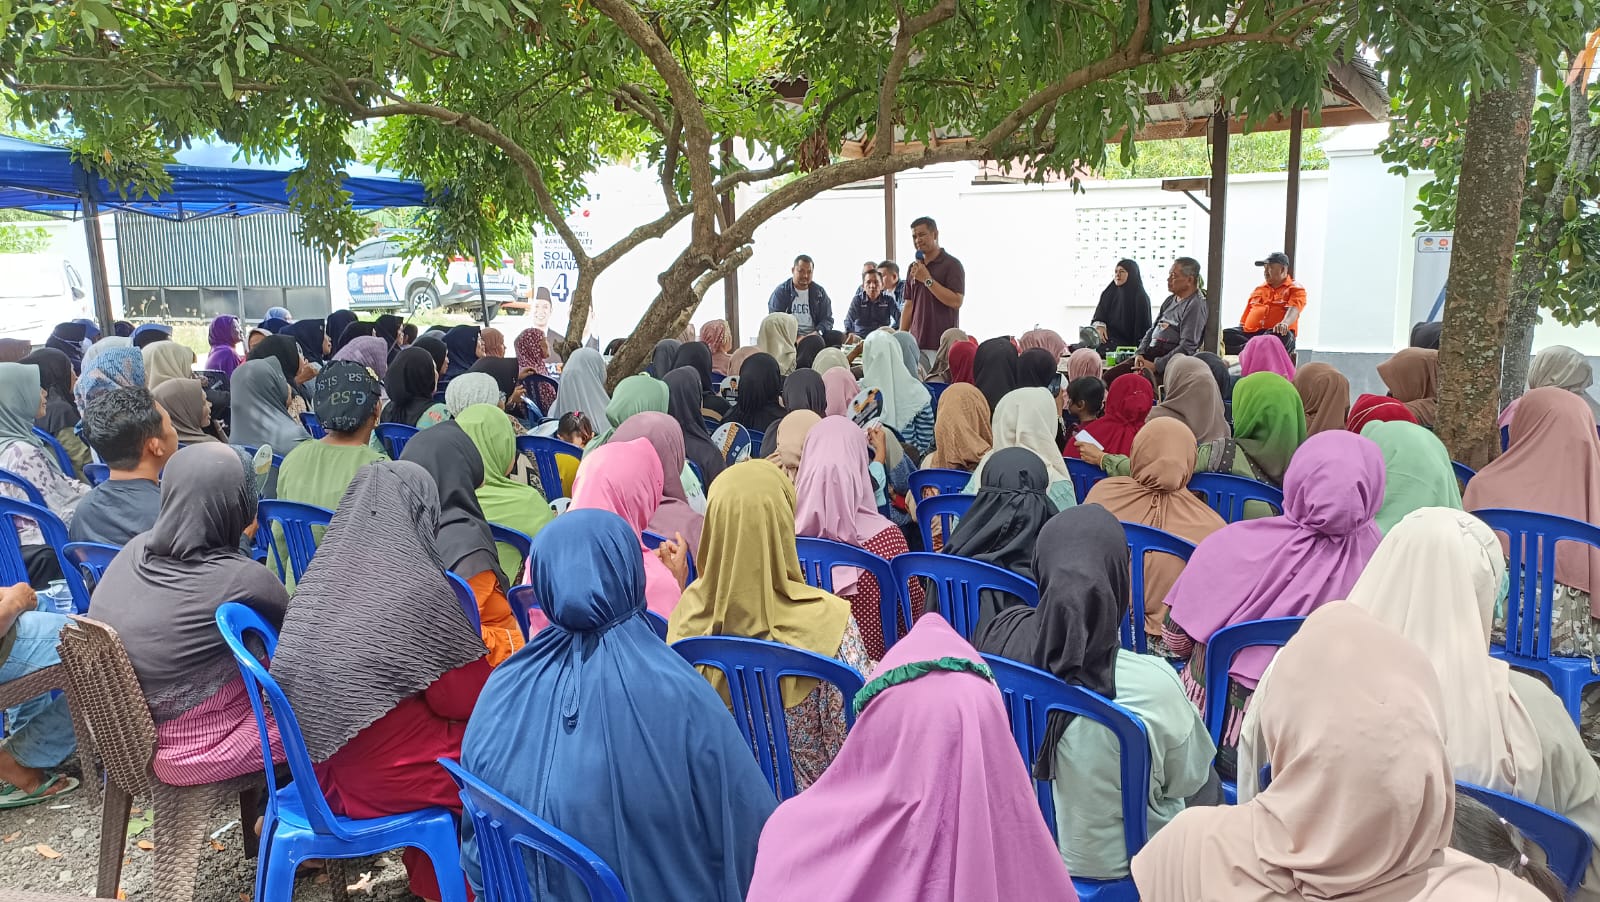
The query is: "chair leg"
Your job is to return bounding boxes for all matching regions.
[152,781,228,901]
[94,782,131,899]
[237,787,261,860]
[1559,672,1586,726]
[258,841,301,902]
[420,835,471,902]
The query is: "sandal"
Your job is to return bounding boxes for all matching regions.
[0,774,79,810]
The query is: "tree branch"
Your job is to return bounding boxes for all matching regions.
[661,111,683,208]
[875,0,958,157]
[693,244,754,298]
[591,203,693,270]
[387,23,460,59]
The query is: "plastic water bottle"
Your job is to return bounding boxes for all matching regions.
[41,579,74,616]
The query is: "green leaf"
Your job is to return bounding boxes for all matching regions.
[217,60,233,98]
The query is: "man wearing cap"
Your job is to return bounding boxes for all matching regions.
[1223,251,1306,355]
[274,361,386,516]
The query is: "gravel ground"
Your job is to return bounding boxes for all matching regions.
[0,763,419,900]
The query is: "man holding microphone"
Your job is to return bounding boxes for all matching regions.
[900,216,966,369]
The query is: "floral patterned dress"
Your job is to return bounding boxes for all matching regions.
[784,617,874,792]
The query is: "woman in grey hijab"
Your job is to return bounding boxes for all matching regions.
[1500,344,1600,428]
[892,330,926,381]
[553,347,613,432]
[227,359,311,456]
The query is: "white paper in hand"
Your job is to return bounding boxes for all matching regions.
[1076,429,1105,450]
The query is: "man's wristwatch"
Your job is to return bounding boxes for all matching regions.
[922,277,934,287]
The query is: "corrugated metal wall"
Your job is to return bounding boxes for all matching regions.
[115,213,328,287]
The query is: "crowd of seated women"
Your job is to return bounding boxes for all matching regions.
[0,310,1597,901]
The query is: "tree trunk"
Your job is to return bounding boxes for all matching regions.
[604,250,714,388]
[1500,278,1541,406]
[1437,58,1536,468]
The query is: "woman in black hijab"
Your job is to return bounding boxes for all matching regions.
[442,325,481,380]
[46,322,87,372]
[1194,351,1234,408]
[946,446,1058,580]
[373,314,404,349]
[325,310,358,352]
[973,337,1020,413]
[1090,258,1153,351]
[782,369,827,417]
[467,357,527,419]
[382,346,441,427]
[649,339,681,378]
[1016,348,1059,390]
[399,422,521,664]
[282,320,328,367]
[672,341,730,417]
[20,348,87,476]
[664,367,727,487]
[795,334,825,371]
[725,352,786,434]
[335,320,376,354]
[248,334,303,384]
[412,335,448,377]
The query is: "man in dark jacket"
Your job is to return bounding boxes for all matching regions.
[844,267,900,336]
[767,254,834,333]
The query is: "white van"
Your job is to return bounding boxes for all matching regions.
[0,255,91,345]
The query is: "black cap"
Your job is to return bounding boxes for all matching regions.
[1255,251,1291,267]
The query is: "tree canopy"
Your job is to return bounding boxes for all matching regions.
[3,0,1592,376]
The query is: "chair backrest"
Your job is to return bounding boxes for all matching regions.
[890,552,1039,641]
[641,530,697,584]
[213,603,361,840]
[1188,472,1285,522]
[795,537,909,651]
[908,468,971,501]
[0,496,69,586]
[1120,523,1197,654]
[449,571,482,631]
[257,499,335,584]
[686,459,704,486]
[237,445,286,470]
[1500,424,1510,452]
[61,541,120,614]
[525,373,560,403]
[1476,508,1600,660]
[299,411,327,439]
[0,466,47,507]
[1065,457,1107,505]
[490,523,534,578]
[1451,460,1476,490]
[924,381,950,408]
[671,635,865,799]
[506,584,537,639]
[644,611,669,640]
[744,429,766,456]
[31,427,75,475]
[1201,617,1305,746]
[515,435,581,501]
[915,492,975,553]
[374,423,419,460]
[1456,780,1590,894]
[983,654,1151,852]
[55,616,157,798]
[440,758,629,902]
[83,462,109,486]
[701,416,721,435]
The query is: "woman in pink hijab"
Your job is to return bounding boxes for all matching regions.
[613,412,705,554]
[821,367,858,418]
[1018,328,1068,361]
[699,319,734,374]
[746,615,1078,902]
[1238,334,1295,380]
[1066,347,1103,381]
[570,439,685,618]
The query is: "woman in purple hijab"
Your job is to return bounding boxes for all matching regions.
[611,411,705,553]
[331,335,391,384]
[204,315,243,379]
[1238,334,1296,380]
[1160,429,1384,778]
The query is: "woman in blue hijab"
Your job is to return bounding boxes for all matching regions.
[460,509,776,900]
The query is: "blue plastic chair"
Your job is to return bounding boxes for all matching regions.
[1452,460,1477,489]
[686,459,704,486]
[1476,508,1600,722]
[449,570,482,631]
[1188,472,1284,522]
[515,435,581,501]
[374,423,419,460]
[0,467,47,507]
[916,492,975,553]
[31,427,75,476]
[642,530,697,584]
[299,411,327,439]
[702,416,721,434]
[506,584,538,639]
[1121,523,1196,654]
[984,655,1150,902]
[257,500,334,584]
[891,552,1039,641]
[795,537,911,651]
[213,603,470,902]
[1201,616,1305,803]
[489,523,534,579]
[1065,457,1107,504]
[908,467,971,501]
[60,541,120,614]
[83,463,109,486]
[671,635,865,799]
[644,611,669,640]
[0,496,69,587]
[1457,780,1589,894]
[924,381,950,408]
[525,373,560,405]
[745,429,765,456]
[237,445,287,470]
[440,758,628,902]
[1500,424,1510,452]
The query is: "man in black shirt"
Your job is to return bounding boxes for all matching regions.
[72,387,177,546]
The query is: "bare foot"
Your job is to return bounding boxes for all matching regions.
[0,747,50,795]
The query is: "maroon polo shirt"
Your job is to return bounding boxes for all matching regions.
[906,248,966,349]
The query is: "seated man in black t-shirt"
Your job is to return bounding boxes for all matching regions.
[71,387,178,547]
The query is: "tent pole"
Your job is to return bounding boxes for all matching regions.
[1285,110,1303,272]
[1204,105,1229,353]
[472,238,490,323]
[80,196,115,334]
[234,217,247,323]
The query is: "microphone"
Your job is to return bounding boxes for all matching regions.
[915,250,925,262]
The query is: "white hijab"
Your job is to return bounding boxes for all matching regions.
[971,387,1070,486]
[757,313,798,375]
[1344,506,1544,794]
[860,331,931,433]
[552,347,612,432]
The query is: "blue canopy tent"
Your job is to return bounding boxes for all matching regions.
[0,135,430,330]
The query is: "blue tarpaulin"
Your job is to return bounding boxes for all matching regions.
[0,134,428,220]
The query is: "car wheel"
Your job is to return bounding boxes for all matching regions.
[407,283,439,313]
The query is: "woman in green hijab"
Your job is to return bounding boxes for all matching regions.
[586,374,670,451]
[1230,372,1307,487]
[455,403,555,579]
[1359,419,1463,533]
